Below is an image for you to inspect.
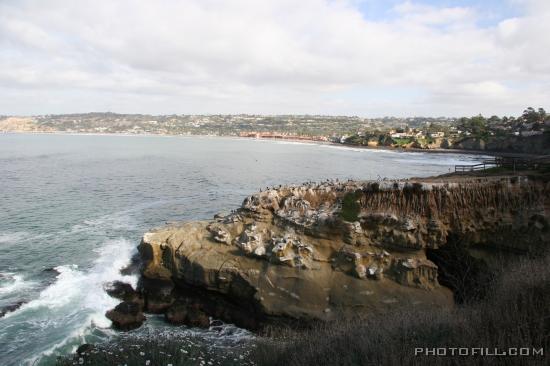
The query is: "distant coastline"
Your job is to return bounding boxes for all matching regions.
[2,108,549,157]
[1,130,537,158]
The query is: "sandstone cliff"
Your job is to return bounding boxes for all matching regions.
[0,117,52,133]
[136,176,549,329]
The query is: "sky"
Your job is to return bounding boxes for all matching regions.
[0,0,549,117]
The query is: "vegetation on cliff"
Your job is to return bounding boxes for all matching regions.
[343,106,550,154]
[253,251,550,366]
[340,191,361,222]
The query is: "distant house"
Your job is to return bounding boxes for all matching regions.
[390,132,412,139]
[429,132,445,138]
[520,130,543,137]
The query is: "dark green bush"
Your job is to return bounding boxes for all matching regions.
[340,191,361,222]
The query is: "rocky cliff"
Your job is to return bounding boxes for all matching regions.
[134,176,549,329]
[452,134,550,155]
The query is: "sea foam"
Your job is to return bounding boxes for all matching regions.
[2,238,137,365]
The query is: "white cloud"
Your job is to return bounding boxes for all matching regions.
[0,0,549,116]
[393,1,474,25]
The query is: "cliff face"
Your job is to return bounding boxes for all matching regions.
[452,134,550,155]
[138,177,549,328]
[0,117,52,132]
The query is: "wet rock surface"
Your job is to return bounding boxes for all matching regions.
[141,278,175,313]
[0,301,25,318]
[104,280,145,330]
[105,301,146,331]
[105,281,141,303]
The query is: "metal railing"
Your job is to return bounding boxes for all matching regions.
[455,156,550,173]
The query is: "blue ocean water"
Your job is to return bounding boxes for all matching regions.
[0,133,487,365]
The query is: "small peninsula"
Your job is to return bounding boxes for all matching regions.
[106,173,549,331]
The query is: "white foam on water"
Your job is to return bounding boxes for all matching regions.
[24,322,94,366]
[0,231,30,244]
[1,238,138,365]
[15,238,137,318]
[69,212,137,237]
[271,140,317,147]
[318,144,401,154]
[0,273,36,296]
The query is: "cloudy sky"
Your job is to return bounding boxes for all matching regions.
[0,0,548,117]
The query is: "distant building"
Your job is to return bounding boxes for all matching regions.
[429,132,445,138]
[390,132,412,138]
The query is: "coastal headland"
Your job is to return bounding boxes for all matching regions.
[107,173,550,331]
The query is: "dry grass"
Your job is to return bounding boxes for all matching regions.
[302,190,337,209]
[253,252,550,366]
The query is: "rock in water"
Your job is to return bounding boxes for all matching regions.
[105,301,146,330]
[120,253,142,276]
[104,281,141,303]
[138,177,549,329]
[76,344,95,355]
[0,301,25,318]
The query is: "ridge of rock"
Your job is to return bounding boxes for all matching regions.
[138,176,549,328]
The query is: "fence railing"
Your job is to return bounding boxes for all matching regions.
[455,156,550,173]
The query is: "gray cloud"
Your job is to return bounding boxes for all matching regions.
[0,0,549,116]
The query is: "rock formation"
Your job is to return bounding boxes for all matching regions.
[104,281,145,330]
[105,301,146,331]
[137,176,549,329]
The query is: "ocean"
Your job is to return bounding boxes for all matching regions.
[0,133,487,365]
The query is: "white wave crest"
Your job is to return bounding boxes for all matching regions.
[318,144,401,154]
[17,239,137,323]
[0,273,34,295]
[4,238,138,365]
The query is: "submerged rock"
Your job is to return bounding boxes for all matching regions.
[0,301,25,318]
[42,267,60,275]
[76,344,95,355]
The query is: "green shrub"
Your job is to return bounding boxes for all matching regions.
[340,191,361,222]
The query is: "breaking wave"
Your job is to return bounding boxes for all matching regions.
[0,273,36,296]
[0,238,137,365]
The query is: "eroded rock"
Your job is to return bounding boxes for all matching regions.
[105,301,145,331]
[136,176,549,329]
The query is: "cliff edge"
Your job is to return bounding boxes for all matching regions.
[135,176,549,329]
